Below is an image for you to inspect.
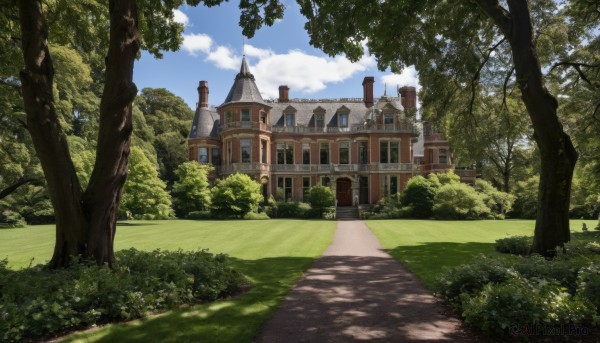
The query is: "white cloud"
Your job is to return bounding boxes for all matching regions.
[252,50,376,98]
[182,33,212,55]
[172,9,189,26]
[207,46,241,70]
[380,66,420,93]
[244,44,273,59]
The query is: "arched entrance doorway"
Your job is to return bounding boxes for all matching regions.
[336,178,352,206]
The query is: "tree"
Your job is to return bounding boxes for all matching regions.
[172,161,212,217]
[296,0,592,255]
[11,0,283,267]
[210,173,262,218]
[119,147,173,219]
[433,183,491,220]
[137,88,194,185]
[307,185,334,215]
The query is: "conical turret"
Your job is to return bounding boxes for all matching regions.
[220,56,266,107]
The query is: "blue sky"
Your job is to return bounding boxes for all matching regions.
[133,1,419,110]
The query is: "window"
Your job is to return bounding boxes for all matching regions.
[339,142,350,164]
[358,141,368,164]
[359,176,369,204]
[284,113,295,127]
[429,149,434,163]
[303,177,310,201]
[381,175,398,196]
[241,139,251,163]
[380,141,399,163]
[384,113,394,125]
[302,143,310,164]
[276,143,294,164]
[261,139,267,164]
[227,140,232,163]
[321,177,331,187]
[198,147,208,163]
[278,177,293,201]
[241,109,250,122]
[211,148,221,166]
[339,113,348,127]
[439,149,448,164]
[315,113,324,128]
[260,111,267,124]
[320,142,329,164]
[225,111,233,124]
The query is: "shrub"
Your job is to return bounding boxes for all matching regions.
[210,173,262,218]
[185,210,213,220]
[172,161,212,218]
[510,176,538,219]
[475,180,515,219]
[433,183,491,219]
[401,176,437,218]
[0,249,244,342]
[0,210,26,228]
[576,264,600,312]
[495,235,531,255]
[307,185,335,215]
[435,170,461,185]
[243,212,270,220]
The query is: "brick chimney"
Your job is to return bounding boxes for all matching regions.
[278,85,289,102]
[362,76,374,108]
[198,81,209,108]
[399,86,416,110]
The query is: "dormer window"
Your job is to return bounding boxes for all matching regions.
[315,113,325,128]
[384,113,394,125]
[284,112,295,127]
[339,113,349,127]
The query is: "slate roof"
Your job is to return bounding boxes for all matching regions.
[220,57,267,107]
[268,96,405,127]
[189,106,219,139]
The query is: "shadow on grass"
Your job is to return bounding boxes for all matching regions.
[116,222,160,227]
[384,242,497,288]
[62,257,315,343]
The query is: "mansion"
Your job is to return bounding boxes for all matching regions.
[188,57,475,206]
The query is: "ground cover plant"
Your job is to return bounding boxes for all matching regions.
[0,219,335,342]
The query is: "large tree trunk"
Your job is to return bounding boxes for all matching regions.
[18,0,88,268]
[18,0,139,268]
[82,0,139,266]
[479,0,578,256]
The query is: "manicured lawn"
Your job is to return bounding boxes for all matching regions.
[0,219,336,342]
[366,219,598,288]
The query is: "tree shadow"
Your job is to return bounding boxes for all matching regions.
[384,242,497,287]
[61,256,316,343]
[116,222,159,227]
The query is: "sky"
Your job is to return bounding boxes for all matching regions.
[133,1,420,110]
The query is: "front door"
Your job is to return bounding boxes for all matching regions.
[336,178,352,206]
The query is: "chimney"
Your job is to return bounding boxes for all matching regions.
[278,85,289,102]
[399,86,416,110]
[198,81,209,108]
[362,77,374,108]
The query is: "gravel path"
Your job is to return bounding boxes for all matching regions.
[255,220,473,342]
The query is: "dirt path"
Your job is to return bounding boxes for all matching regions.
[255,220,473,342]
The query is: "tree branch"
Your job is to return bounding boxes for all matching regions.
[0,177,35,200]
[469,37,507,116]
[475,0,512,36]
[551,61,600,89]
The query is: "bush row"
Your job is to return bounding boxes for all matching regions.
[435,235,600,336]
[362,171,515,220]
[0,249,244,342]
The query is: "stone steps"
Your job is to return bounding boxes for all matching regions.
[336,206,359,220]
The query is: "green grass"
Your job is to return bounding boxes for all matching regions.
[0,219,336,343]
[366,219,598,288]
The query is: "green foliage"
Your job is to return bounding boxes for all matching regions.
[0,210,26,228]
[436,170,460,185]
[172,161,212,218]
[401,176,437,218]
[268,201,310,218]
[475,180,515,219]
[433,183,491,219]
[576,264,600,312]
[307,185,335,214]
[243,212,270,220]
[510,176,539,219]
[0,249,244,342]
[210,173,262,218]
[120,147,173,219]
[495,236,531,255]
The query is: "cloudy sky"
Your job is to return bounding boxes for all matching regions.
[133,1,420,110]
